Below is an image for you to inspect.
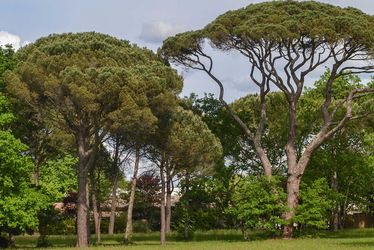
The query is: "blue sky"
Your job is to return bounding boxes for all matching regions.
[1,0,373,102]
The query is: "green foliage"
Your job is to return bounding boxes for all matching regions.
[6,32,183,155]
[0,129,47,232]
[163,1,374,62]
[227,176,286,236]
[294,178,338,231]
[133,220,151,233]
[40,155,78,201]
[205,1,374,47]
[167,108,222,173]
[0,93,49,238]
[0,94,15,128]
[0,45,17,88]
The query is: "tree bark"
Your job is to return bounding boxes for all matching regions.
[166,177,172,233]
[91,168,102,244]
[160,160,166,245]
[184,172,191,239]
[108,137,120,235]
[283,101,300,238]
[76,131,93,247]
[283,173,301,238]
[204,68,273,177]
[108,171,119,235]
[253,140,272,177]
[331,170,339,231]
[124,146,140,243]
[77,162,89,247]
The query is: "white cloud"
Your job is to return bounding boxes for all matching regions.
[0,31,22,50]
[139,21,185,44]
[22,40,31,47]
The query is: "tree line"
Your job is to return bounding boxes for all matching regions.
[0,0,373,248]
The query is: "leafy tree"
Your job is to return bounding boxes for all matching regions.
[172,165,233,235]
[0,45,16,89]
[5,32,182,247]
[294,178,337,233]
[161,1,374,237]
[0,94,47,246]
[39,155,78,201]
[105,135,131,235]
[133,171,161,231]
[227,176,286,239]
[147,107,222,244]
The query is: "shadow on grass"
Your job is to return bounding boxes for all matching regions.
[338,240,374,248]
[15,228,374,248]
[319,228,374,239]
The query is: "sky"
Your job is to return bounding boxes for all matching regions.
[1,0,374,102]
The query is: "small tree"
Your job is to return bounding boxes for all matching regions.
[228,176,286,239]
[161,1,374,237]
[147,107,222,244]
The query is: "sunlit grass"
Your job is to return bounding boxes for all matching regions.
[14,228,374,249]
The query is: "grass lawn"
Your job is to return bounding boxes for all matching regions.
[14,228,374,250]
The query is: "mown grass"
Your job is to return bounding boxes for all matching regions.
[14,228,374,250]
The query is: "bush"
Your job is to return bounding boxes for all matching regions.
[36,235,52,247]
[133,219,151,233]
[100,212,127,234]
[174,199,195,240]
[294,178,339,233]
[227,176,286,238]
[0,234,10,248]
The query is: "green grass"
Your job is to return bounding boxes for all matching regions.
[13,228,374,249]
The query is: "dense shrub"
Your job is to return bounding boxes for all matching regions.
[227,176,286,238]
[294,178,339,233]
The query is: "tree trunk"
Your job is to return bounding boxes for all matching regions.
[77,161,89,247]
[108,171,119,235]
[331,170,339,231]
[160,161,166,245]
[76,132,92,247]
[91,169,102,244]
[124,146,140,243]
[34,162,40,187]
[253,141,272,177]
[283,173,301,238]
[108,137,120,235]
[283,101,300,238]
[165,175,172,233]
[184,172,191,240]
[212,75,272,177]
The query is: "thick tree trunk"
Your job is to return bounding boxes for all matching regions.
[160,161,166,245]
[283,101,300,238]
[124,146,140,243]
[108,171,119,235]
[165,175,172,233]
[331,170,340,231]
[77,161,90,247]
[76,132,93,247]
[283,173,301,238]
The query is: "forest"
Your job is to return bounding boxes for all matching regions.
[0,1,373,249]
